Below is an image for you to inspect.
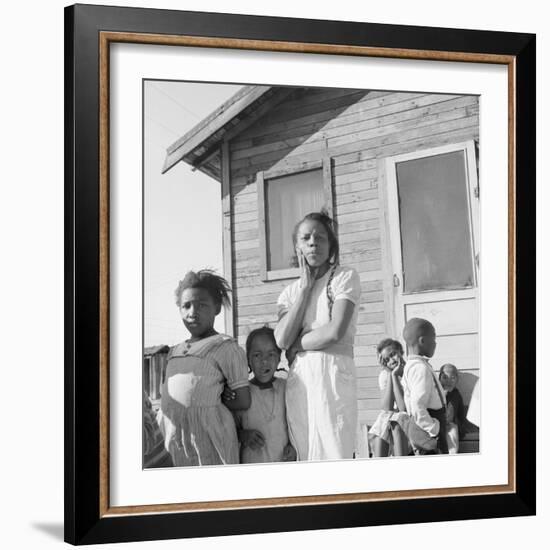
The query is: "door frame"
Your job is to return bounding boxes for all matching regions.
[382,140,480,338]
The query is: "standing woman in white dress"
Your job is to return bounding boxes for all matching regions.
[275,211,361,461]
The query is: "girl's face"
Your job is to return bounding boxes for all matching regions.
[179,287,219,338]
[379,345,404,370]
[295,219,331,268]
[248,333,280,384]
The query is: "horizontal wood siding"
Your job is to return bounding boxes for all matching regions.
[228,88,479,428]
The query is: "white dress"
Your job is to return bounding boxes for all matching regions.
[157,334,249,467]
[369,369,403,442]
[277,265,361,461]
[235,378,289,464]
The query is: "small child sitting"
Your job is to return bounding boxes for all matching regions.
[226,326,296,464]
[368,338,409,457]
[439,364,467,454]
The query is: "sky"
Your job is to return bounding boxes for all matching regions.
[144,81,242,347]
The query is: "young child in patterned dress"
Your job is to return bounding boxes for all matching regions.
[157,269,250,467]
[227,327,296,464]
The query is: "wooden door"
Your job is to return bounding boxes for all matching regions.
[384,141,480,388]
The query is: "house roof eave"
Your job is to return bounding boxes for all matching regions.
[162,85,274,175]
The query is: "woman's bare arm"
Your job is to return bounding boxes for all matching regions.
[274,287,311,349]
[297,299,355,351]
[274,250,317,349]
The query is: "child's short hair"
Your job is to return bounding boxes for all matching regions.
[245,325,281,359]
[174,269,231,309]
[402,317,435,347]
[290,209,339,267]
[439,363,459,379]
[376,337,404,356]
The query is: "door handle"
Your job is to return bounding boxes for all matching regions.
[393,273,400,287]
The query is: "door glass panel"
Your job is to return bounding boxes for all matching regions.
[396,151,474,293]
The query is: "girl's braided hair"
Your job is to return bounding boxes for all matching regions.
[174,269,232,309]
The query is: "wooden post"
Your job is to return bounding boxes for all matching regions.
[221,141,234,337]
[143,357,151,398]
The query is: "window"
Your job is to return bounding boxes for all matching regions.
[266,169,324,270]
[257,158,333,280]
[395,150,476,292]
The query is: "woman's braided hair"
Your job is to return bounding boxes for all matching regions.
[290,209,340,320]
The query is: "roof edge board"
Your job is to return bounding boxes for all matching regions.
[162,86,273,173]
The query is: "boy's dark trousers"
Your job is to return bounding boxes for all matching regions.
[414,408,449,455]
[427,407,448,454]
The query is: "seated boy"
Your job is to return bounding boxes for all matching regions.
[439,363,467,454]
[402,318,448,454]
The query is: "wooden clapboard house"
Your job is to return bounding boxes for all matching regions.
[163,86,480,439]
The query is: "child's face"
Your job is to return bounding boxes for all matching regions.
[295,219,330,268]
[440,366,458,391]
[419,328,437,358]
[179,287,218,338]
[248,333,280,384]
[379,345,404,370]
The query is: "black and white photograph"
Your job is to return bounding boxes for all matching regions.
[0,0,535,547]
[143,81,481,469]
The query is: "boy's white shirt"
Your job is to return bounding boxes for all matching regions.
[402,355,446,437]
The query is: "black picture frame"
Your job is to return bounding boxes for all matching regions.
[65,3,536,545]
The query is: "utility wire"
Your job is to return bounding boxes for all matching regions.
[149,82,202,121]
[145,115,180,138]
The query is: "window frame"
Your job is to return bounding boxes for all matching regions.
[385,140,480,296]
[257,156,334,281]
[381,140,480,339]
